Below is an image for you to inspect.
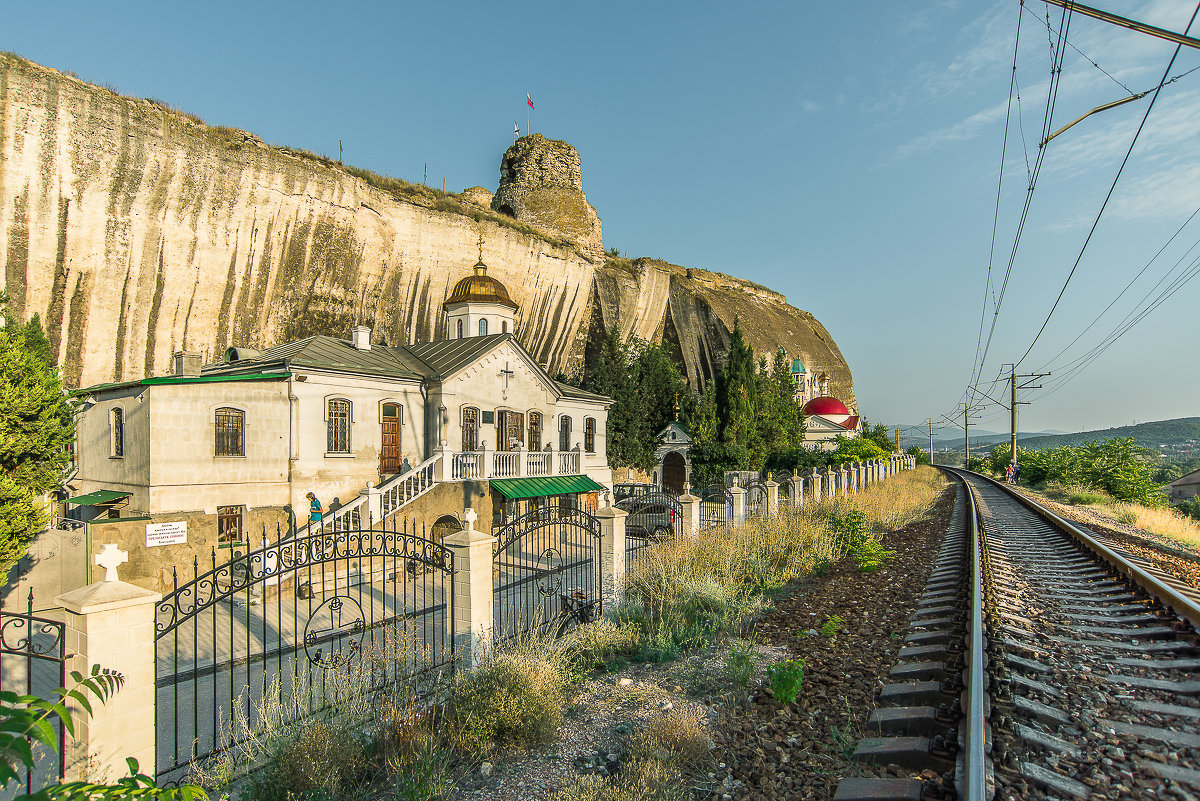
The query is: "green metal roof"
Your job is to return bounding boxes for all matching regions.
[791,359,806,374]
[490,475,606,499]
[65,490,131,505]
[75,371,291,396]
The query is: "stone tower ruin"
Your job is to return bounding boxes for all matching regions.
[492,134,603,258]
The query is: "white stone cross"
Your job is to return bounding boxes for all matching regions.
[96,544,128,582]
[463,507,478,532]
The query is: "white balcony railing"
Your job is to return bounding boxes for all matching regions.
[447,448,585,482]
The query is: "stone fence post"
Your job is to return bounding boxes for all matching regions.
[825,468,837,500]
[596,505,627,606]
[56,545,160,782]
[849,463,858,495]
[678,487,700,537]
[810,469,822,503]
[443,508,495,668]
[793,477,804,509]
[764,479,779,516]
[361,481,383,522]
[730,481,746,526]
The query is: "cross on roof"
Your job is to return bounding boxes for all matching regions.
[96,544,128,582]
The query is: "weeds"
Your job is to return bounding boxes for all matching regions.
[819,614,845,636]
[724,641,755,688]
[850,538,896,572]
[765,658,806,704]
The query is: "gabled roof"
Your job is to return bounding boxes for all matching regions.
[405,333,514,378]
[556,381,613,404]
[1166,467,1200,489]
[207,336,425,379]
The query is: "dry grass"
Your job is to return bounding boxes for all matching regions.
[440,637,572,752]
[1110,502,1200,550]
[627,708,713,768]
[619,466,948,657]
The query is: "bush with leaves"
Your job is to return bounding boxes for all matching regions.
[0,666,205,800]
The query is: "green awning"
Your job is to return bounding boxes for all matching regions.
[65,490,131,506]
[489,475,606,500]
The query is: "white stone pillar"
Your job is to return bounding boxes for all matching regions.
[361,481,383,523]
[518,446,528,478]
[795,476,804,509]
[434,443,452,482]
[56,546,161,782]
[810,469,822,503]
[678,488,700,537]
[849,464,858,495]
[764,479,779,516]
[442,508,496,668]
[730,481,747,526]
[596,505,627,606]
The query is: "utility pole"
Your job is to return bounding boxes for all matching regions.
[927,418,934,466]
[895,427,900,452]
[338,139,343,166]
[1008,368,1050,463]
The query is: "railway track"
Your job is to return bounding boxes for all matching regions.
[836,469,1200,801]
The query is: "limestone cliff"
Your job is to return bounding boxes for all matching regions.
[0,54,855,409]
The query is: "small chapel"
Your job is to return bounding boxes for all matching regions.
[64,261,613,587]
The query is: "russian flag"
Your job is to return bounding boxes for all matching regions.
[527,93,535,110]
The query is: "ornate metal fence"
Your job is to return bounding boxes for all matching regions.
[745,479,768,518]
[154,516,455,785]
[698,484,734,529]
[0,592,67,797]
[493,505,602,640]
[775,471,795,507]
[620,492,683,590]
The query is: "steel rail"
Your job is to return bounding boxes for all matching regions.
[961,472,988,801]
[965,469,1200,630]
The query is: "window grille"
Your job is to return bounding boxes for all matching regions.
[478,319,488,336]
[215,408,245,456]
[584,418,596,453]
[217,505,244,544]
[111,408,124,458]
[327,399,351,453]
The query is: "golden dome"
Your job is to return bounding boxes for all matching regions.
[444,261,519,310]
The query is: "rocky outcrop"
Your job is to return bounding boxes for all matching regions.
[491,134,603,258]
[0,54,855,409]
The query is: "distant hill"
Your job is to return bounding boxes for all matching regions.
[1015,418,1200,453]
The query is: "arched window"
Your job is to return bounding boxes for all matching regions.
[501,320,508,333]
[215,407,245,456]
[110,408,124,458]
[584,417,596,453]
[462,406,479,451]
[456,319,463,339]
[327,398,351,453]
[559,415,572,451]
[478,319,488,336]
[528,411,543,451]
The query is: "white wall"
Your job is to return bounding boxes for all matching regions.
[75,386,151,514]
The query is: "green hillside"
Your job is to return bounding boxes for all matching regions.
[1015,418,1200,453]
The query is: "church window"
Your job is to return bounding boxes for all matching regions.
[559,415,572,451]
[327,398,352,453]
[110,408,124,458]
[215,408,245,456]
[456,320,463,339]
[584,418,596,453]
[217,505,244,544]
[462,407,479,451]
[502,320,508,333]
[479,319,488,336]
[528,411,543,451]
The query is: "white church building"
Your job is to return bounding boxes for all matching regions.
[65,260,612,584]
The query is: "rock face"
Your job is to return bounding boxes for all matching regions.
[491,134,603,258]
[0,54,855,409]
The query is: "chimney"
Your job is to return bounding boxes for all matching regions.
[173,351,202,377]
[351,325,372,351]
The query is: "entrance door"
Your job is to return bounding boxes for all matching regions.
[662,451,686,494]
[380,404,402,474]
[499,410,524,451]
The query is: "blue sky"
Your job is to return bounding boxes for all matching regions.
[7,0,1200,437]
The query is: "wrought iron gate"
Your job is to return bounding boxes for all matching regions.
[154,517,455,785]
[745,479,768,518]
[698,484,734,529]
[621,491,683,587]
[493,505,602,640]
[0,592,67,797]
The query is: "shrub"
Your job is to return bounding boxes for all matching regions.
[850,538,895,572]
[766,658,806,703]
[1068,490,1110,506]
[562,619,636,677]
[628,708,712,768]
[819,614,845,636]
[243,721,372,801]
[1114,507,1138,525]
[441,643,569,751]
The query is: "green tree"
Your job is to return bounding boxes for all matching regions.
[906,445,932,466]
[583,326,643,469]
[715,319,759,469]
[860,421,896,453]
[0,303,76,585]
[629,340,689,469]
[828,436,889,465]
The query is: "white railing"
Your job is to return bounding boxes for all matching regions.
[559,451,579,475]
[381,454,440,517]
[492,451,519,478]
[527,451,551,476]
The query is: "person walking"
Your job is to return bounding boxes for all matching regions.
[1011,462,1020,485]
[306,492,324,525]
[1005,463,1014,484]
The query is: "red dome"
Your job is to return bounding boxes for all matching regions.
[803,396,850,417]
